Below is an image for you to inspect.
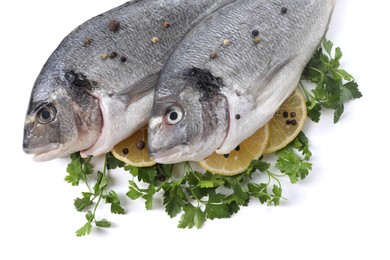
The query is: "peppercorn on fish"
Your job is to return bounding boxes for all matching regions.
[148,0,336,163]
[23,0,235,161]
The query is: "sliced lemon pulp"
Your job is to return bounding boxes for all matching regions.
[198,124,269,176]
[111,126,156,167]
[264,88,307,154]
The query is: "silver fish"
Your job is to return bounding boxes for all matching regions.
[148,0,336,163]
[23,0,235,161]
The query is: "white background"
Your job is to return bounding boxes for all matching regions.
[0,0,389,259]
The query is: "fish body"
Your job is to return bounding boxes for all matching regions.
[23,0,235,161]
[148,0,336,163]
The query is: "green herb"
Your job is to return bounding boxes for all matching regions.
[124,132,311,229]
[66,133,311,234]
[65,153,92,186]
[64,39,361,235]
[65,153,126,236]
[300,38,362,123]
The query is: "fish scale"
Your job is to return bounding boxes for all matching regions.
[148,0,336,163]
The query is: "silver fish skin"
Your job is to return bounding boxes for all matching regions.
[23,0,236,161]
[148,0,336,163]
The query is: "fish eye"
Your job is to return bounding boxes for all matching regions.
[37,105,57,124]
[165,106,183,125]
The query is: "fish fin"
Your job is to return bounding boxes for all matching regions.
[248,57,294,98]
[115,73,159,102]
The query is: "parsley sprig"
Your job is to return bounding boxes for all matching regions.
[65,153,126,236]
[300,39,362,123]
[66,132,311,232]
[64,39,361,235]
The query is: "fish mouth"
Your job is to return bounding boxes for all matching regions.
[24,143,63,162]
[149,146,186,164]
[149,145,209,164]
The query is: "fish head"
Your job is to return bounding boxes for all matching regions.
[148,69,229,163]
[23,70,102,161]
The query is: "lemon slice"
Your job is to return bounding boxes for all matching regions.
[111,126,156,167]
[198,124,269,176]
[264,88,307,154]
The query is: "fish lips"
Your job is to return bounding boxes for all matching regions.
[149,145,189,164]
[149,144,208,164]
[23,143,62,162]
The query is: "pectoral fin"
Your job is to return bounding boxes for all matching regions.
[248,57,294,99]
[115,73,159,103]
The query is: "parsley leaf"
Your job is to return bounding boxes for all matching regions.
[106,191,126,214]
[95,219,111,228]
[163,185,186,218]
[126,181,157,210]
[125,165,159,186]
[156,164,174,179]
[143,185,156,210]
[93,171,108,195]
[76,221,92,237]
[306,100,322,122]
[248,183,271,204]
[205,190,231,220]
[126,180,143,200]
[106,152,125,170]
[290,132,312,160]
[178,204,206,229]
[301,38,362,123]
[271,185,283,206]
[65,153,92,186]
[197,172,225,188]
[276,148,312,184]
[225,182,250,206]
[74,192,93,212]
[248,160,270,173]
